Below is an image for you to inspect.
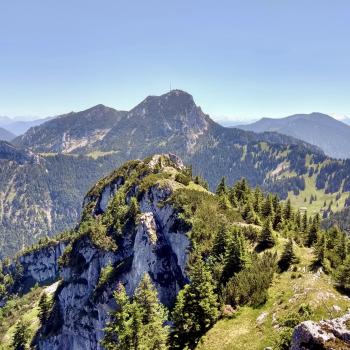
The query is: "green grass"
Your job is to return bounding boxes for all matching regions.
[288,175,349,215]
[197,240,350,350]
[0,287,42,348]
[0,282,58,349]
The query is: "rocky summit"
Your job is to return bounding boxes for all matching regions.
[25,154,192,349]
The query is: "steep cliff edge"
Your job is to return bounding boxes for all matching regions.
[31,154,200,349]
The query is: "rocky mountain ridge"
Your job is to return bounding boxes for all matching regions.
[14,105,126,154]
[26,154,191,349]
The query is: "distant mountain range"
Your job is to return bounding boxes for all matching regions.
[237,113,350,159]
[0,116,52,135]
[2,90,350,257]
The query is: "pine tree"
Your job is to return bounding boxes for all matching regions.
[102,283,140,350]
[302,212,308,233]
[252,187,263,215]
[213,223,229,258]
[12,320,30,350]
[127,197,140,221]
[134,274,169,350]
[233,178,250,205]
[38,292,52,326]
[242,202,254,221]
[273,203,283,230]
[103,277,169,350]
[313,233,326,268]
[215,177,228,196]
[171,257,219,349]
[283,199,293,221]
[227,187,238,208]
[278,239,297,272]
[306,214,320,247]
[222,229,246,283]
[335,231,347,263]
[262,194,275,219]
[218,194,231,210]
[258,218,275,250]
[295,210,302,231]
[336,255,350,290]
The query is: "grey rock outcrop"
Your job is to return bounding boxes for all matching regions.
[36,155,191,350]
[291,312,350,349]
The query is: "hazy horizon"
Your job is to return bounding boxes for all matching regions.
[1,1,350,121]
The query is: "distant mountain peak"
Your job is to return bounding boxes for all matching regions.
[138,89,196,110]
[238,112,350,159]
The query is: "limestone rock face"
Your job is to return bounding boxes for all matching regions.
[36,155,191,350]
[0,240,67,308]
[291,312,350,349]
[17,242,67,288]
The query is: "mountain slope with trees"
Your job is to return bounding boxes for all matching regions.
[14,105,126,153]
[0,154,350,349]
[0,127,15,142]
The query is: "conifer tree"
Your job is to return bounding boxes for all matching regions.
[335,231,347,263]
[252,187,263,215]
[283,199,293,221]
[306,214,320,247]
[127,197,140,223]
[218,194,231,210]
[242,202,254,222]
[278,239,297,272]
[171,257,219,349]
[295,210,302,231]
[228,187,238,208]
[336,256,350,290]
[216,177,228,196]
[258,218,275,250]
[222,229,246,283]
[273,203,283,230]
[213,223,229,258]
[134,274,169,350]
[262,194,275,219]
[38,292,52,326]
[272,194,280,212]
[103,277,169,350]
[314,233,326,268]
[233,178,250,205]
[302,212,308,233]
[12,320,30,350]
[103,283,140,350]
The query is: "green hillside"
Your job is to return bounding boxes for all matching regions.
[197,242,350,350]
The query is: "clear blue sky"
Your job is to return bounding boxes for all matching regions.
[0,0,349,121]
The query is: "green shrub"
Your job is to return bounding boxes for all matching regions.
[96,264,114,290]
[224,251,277,307]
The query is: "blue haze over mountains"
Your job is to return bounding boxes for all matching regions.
[237,113,350,159]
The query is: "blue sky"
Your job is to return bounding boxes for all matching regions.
[0,0,349,121]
